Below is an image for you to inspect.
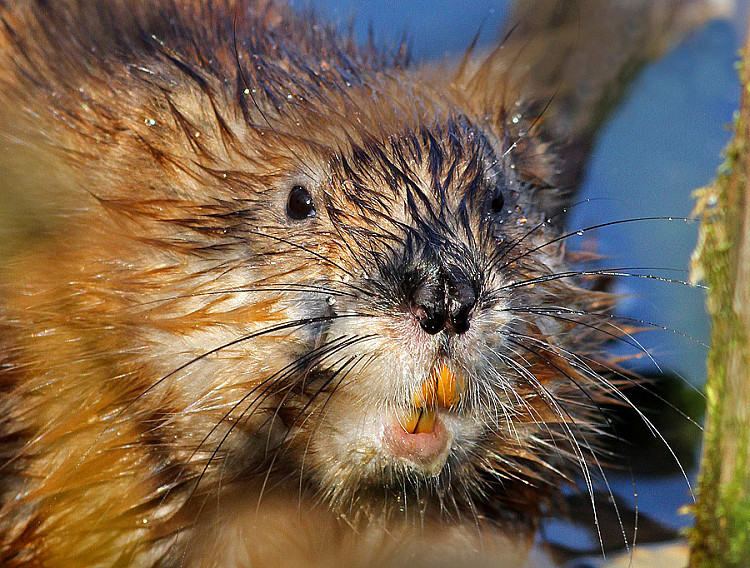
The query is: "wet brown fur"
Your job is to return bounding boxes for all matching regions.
[0,1,710,566]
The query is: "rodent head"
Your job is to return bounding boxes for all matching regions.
[93,71,610,524]
[252,114,602,513]
[0,2,615,530]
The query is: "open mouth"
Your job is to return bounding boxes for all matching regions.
[383,364,463,476]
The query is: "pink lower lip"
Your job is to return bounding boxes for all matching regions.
[383,415,453,476]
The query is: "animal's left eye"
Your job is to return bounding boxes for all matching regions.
[286,184,316,220]
[489,189,505,214]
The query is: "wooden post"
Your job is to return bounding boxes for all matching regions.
[688,18,750,568]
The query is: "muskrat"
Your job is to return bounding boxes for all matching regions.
[0,1,721,566]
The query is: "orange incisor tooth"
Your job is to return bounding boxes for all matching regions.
[400,407,437,434]
[414,407,436,434]
[416,379,436,407]
[414,364,460,409]
[401,407,420,434]
[435,364,458,407]
[404,364,460,434]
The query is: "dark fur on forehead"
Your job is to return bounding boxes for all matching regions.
[321,117,502,314]
[324,116,501,242]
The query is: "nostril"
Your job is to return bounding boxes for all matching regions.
[446,274,477,335]
[449,309,471,334]
[409,268,446,335]
[417,306,446,335]
[404,259,476,336]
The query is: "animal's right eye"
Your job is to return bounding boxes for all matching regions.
[489,188,505,214]
[286,185,316,220]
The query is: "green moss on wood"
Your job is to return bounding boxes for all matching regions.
[688,40,750,568]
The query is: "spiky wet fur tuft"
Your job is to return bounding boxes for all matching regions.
[0,1,688,566]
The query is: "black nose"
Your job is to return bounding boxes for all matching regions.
[412,265,477,335]
[445,269,476,334]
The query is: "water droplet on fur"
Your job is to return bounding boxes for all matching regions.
[326,296,336,306]
[287,93,293,100]
[145,118,156,126]
[243,88,250,95]
[511,115,520,124]
[576,230,584,236]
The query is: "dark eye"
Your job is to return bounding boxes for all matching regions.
[490,189,505,214]
[287,185,316,220]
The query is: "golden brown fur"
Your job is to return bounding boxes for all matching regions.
[0,1,718,566]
